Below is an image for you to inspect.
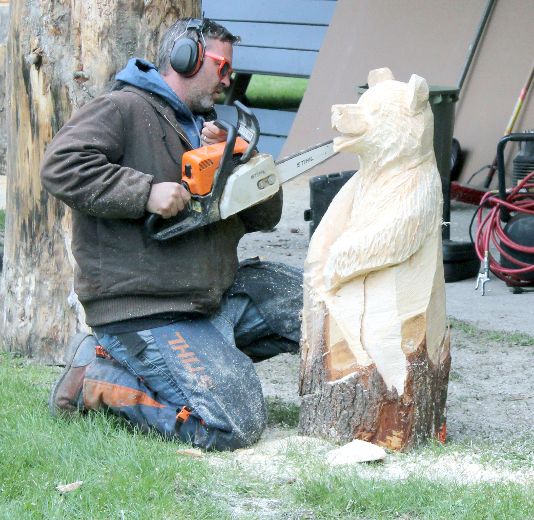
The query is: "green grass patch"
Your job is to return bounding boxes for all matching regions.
[293,468,534,520]
[244,75,308,110]
[1,353,533,519]
[265,397,300,428]
[450,318,534,347]
[0,354,232,519]
[0,209,5,232]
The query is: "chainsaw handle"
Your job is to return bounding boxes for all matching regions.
[210,102,259,163]
[211,119,238,200]
[212,120,227,132]
[145,121,237,240]
[212,103,259,162]
[144,183,189,238]
[234,101,259,163]
[145,212,162,237]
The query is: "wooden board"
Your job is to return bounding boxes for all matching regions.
[232,47,318,77]
[283,0,534,189]
[203,0,336,25]
[215,22,327,51]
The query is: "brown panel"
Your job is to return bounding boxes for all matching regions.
[283,0,534,188]
[454,0,534,182]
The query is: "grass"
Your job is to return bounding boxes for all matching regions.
[0,354,232,519]
[245,75,308,110]
[450,318,534,347]
[1,352,533,519]
[0,209,4,232]
[214,75,307,111]
[293,470,533,520]
[265,397,300,428]
[284,438,534,520]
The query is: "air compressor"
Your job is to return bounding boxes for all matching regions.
[474,132,534,293]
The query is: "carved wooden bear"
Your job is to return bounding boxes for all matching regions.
[299,68,450,450]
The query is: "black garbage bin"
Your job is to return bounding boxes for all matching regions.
[428,86,479,282]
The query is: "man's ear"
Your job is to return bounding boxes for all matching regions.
[368,68,395,87]
[407,74,429,114]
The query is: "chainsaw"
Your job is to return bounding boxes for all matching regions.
[145,101,337,240]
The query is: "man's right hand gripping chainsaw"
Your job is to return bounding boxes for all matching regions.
[145,101,337,241]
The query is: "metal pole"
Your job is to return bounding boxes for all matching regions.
[457,0,497,92]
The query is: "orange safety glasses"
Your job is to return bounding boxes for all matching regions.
[204,51,233,80]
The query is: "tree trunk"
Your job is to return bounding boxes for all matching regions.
[0,3,8,178]
[1,0,198,363]
[299,70,451,451]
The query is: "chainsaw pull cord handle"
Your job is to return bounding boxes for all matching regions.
[497,133,534,222]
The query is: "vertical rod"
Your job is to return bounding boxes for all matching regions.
[457,0,497,93]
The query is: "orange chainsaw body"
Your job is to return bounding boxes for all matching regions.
[181,137,249,196]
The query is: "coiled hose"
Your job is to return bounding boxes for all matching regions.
[472,170,534,286]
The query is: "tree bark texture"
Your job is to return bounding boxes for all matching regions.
[0,4,9,177]
[299,70,451,451]
[2,0,198,362]
[299,302,451,450]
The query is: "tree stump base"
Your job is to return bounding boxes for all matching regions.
[299,309,450,449]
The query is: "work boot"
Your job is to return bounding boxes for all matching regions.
[49,332,97,417]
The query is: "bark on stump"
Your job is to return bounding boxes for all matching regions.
[2,0,198,362]
[299,69,451,451]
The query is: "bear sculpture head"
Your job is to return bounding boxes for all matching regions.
[331,68,434,169]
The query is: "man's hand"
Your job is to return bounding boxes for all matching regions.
[201,121,227,145]
[146,182,191,219]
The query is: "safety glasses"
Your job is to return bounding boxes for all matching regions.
[204,51,233,80]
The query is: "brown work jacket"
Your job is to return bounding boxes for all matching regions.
[40,86,282,326]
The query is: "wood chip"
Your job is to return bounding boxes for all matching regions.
[176,448,204,458]
[326,439,386,465]
[56,481,83,493]
[235,448,255,456]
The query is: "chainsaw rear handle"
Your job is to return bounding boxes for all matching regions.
[145,120,237,239]
[144,189,189,239]
[497,133,534,222]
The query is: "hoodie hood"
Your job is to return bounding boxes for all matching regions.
[115,58,203,148]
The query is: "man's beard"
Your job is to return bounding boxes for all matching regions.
[189,90,217,114]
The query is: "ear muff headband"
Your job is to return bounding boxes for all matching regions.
[169,19,206,77]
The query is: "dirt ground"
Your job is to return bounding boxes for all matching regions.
[242,178,534,445]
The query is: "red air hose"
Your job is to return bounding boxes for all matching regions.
[474,170,534,286]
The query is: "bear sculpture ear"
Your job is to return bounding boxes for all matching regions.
[407,74,429,114]
[368,67,395,87]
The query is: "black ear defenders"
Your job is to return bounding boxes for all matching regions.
[169,19,206,77]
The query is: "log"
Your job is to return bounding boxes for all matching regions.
[299,69,451,450]
[1,0,198,362]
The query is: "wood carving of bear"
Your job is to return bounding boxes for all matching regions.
[299,68,451,450]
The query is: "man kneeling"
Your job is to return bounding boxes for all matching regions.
[41,18,301,451]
